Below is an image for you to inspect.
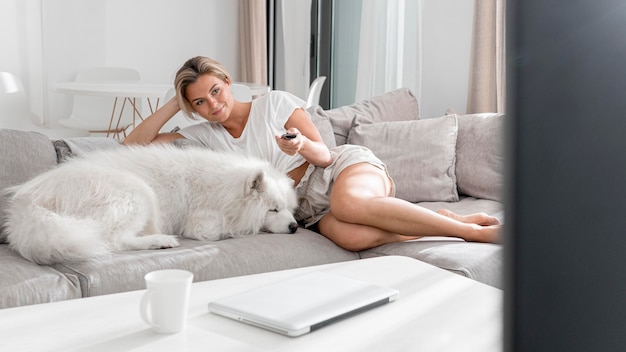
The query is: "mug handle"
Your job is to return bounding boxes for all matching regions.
[140,289,157,329]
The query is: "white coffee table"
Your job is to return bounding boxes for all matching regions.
[0,256,502,351]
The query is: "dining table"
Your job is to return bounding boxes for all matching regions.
[54,81,270,139]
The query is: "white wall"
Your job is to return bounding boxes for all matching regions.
[1,0,46,124]
[1,0,239,129]
[101,0,239,84]
[1,0,473,129]
[421,0,474,117]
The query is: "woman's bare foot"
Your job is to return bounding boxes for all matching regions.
[436,209,500,226]
[437,209,501,243]
[469,224,501,243]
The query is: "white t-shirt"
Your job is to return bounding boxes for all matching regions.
[179,91,307,174]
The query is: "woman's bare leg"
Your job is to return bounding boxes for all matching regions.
[317,212,420,251]
[317,163,501,251]
[436,209,500,226]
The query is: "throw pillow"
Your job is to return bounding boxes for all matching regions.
[306,105,337,148]
[324,88,420,146]
[347,114,459,202]
[455,113,505,201]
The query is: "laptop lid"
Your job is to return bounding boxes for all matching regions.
[208,271,399,337]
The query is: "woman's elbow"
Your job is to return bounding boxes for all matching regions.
[313,148,333,168]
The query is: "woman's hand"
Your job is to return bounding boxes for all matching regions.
[280,108,332,167]
[274,128,304,156]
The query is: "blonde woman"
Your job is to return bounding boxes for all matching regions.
[124,56,500,251]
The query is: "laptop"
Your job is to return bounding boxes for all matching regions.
[208,271,399,337]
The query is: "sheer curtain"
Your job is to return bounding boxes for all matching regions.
[466,0,506,113]
[238,0,268,85]
[354,0,422,103]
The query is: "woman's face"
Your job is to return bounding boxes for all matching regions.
[184,73,233,122]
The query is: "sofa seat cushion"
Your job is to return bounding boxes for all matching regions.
[0,246,81,308]
[361,197,504,288]
[361,240,502,288]
[53,230,358,297]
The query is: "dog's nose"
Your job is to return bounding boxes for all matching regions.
[288,222,299,234]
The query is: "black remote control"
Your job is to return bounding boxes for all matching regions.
[281,133,297,140]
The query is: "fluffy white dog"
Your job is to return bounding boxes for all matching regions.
[4,144,299,264]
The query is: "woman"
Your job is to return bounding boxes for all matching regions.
[124,56,500,251]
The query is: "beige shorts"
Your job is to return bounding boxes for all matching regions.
[294,144,395,228]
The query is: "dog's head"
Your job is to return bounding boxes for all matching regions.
[245,169,299,234]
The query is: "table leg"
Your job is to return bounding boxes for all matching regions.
[106,97,120,139]
[107,97,162,139]
[147,97,161,115]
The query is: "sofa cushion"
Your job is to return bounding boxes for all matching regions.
[53,230,358,297]
[455,113,505,201]
[306,106,337,148]
[0,245,82,308]
[54,136,123,162]
[347,114,459,202]
[324,88,419,145]
[361,196,504,288]
[361,240,502,288]
[360,196,504,287]
[0,129,58,243]
[417,196,504,223]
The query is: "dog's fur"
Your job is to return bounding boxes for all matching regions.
[4,144,299,264]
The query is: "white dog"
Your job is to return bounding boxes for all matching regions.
[4,144,299,264]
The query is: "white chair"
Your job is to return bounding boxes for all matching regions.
[159,83,253,133]
[0,72,88,138]
[59,67,141,139]
[305,76,327,108]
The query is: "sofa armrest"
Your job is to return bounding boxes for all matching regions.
[0,129,58,243]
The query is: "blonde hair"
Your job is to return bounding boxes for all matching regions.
[174,56,231,119]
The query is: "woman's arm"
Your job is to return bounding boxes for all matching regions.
[275,108,333,168]
[123,97,185,145]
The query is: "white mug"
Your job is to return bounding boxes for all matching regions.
[140,269,194,334]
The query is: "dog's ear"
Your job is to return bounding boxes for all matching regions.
[247,170,266,194]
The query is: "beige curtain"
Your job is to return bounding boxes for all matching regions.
[467,0,506,113]
[238,0,268,85]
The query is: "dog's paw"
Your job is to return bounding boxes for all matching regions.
[148,234,181,249]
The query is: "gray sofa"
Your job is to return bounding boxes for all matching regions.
[0,88,504,309]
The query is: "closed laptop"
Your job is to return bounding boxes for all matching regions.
[208,271,399,337]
